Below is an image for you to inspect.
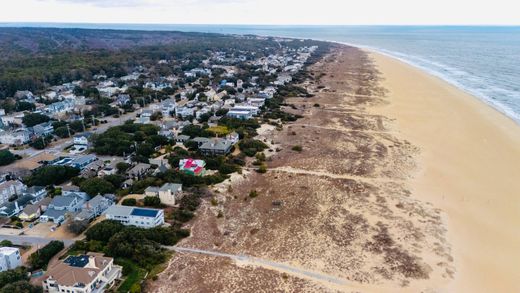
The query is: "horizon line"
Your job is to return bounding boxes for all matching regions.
[1,22,520,27]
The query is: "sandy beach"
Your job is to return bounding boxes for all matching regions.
[148,45,520,293]
[371,52,520,292]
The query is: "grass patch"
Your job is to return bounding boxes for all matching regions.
[207,125,230,136]
[116,258,147,293]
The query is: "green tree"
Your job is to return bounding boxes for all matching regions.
[79,178,115,196]
[143,196,161,207]
[122,198,137,206]
[85,220,125,243]
[0,280,43,293]
[67,220,89,235]
[0,150,16,166]
[116,162,131,174]
[15,101,36,112]
[22,113,50,127]
[0,240,13,246]
[54,126,71,138]
[25,166,79,186]
[28,240,64,270]
[0,267,29,289]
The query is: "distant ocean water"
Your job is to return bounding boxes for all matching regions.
[2,23,520,124]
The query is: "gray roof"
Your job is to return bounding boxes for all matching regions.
[104,205,133,217]
[25,186,46,195]
[199,138,233,152]
[75,209,94,221]
[160,183,182,193]
[192,137,210,144]
[128,163,151,175]
[87,195,110,209]
[145,186,160,193]
[42,208,67,220]
[50,196,76,208]
[21,204,40,215]
[175,135,190,140]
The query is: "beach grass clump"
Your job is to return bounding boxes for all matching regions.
[291,145,303,152]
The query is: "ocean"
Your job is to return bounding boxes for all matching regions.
[2,23,520,124]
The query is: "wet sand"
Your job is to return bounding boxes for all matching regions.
[371,51,520,292]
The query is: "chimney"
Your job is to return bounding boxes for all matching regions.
[15,201,19,212]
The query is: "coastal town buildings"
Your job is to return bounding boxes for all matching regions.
[104,205,165,228]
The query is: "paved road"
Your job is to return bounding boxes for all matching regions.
[0,235,75,246]
[167,246,349,286]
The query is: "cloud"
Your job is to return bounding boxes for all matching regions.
[43,0,248,7]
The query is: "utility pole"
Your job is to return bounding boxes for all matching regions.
[66,124,71,138]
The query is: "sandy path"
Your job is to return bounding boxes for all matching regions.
[370,52,520,292]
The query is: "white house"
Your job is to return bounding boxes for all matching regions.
[73,132,93,147]
[0,129,31,146]
[0,180,26,205]
[42,253,122,293]
[0,247,22,272]
[226,110,253,120]
[160,99,176,117]
[104,205,164,228]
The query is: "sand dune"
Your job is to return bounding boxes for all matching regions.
[370,51,520,292]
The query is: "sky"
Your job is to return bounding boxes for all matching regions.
[0,0,519,25]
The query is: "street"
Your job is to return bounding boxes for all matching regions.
[0,234,74,246]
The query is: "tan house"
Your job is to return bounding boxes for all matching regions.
[144,183,182,206]
[42,253,122,293]
[18,197,51,222]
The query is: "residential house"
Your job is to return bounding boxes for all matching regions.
[126,163,151,179]
[19,197,51,221]
[69,155,98,170]
[73,132,93,148]
[0,180,26,205]
[233,104,260,115]
[176,106,194,118]
[116,94,131,106]
[0,247,22,272]
[226,110,253,120]
[74,195,114,222]
[174,135,190,144]
[161,99,176,117]
[31,121,54,137]
[40,193,86,223]
[0,129,31,146]
[23,186,47,203]
[179,159,206,176]
[0,195,33,218]
[226,131,240,145]
[145,183,182,206]
[46,99,75,115]
[104,205,164,228]
[42,253,122,293]
[192,137,210,147]
[199,138,233,156]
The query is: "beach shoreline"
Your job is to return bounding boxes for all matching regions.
[369,50,520,292]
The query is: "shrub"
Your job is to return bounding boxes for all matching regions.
[85,220,125,243]
[0,267,29,289]
[0,240,13,247]
[291,145,303,152]
[143,196,161,207]
[29,240,64,270]
[67,220,89,235]
[257,164,267,173]
[122,198,137,206]
[249,190,258,198]
[0,150,16,166]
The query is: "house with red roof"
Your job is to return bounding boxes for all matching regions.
[179,159,206,176]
